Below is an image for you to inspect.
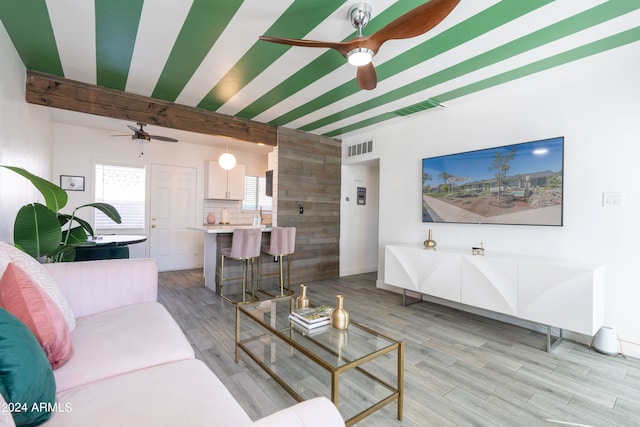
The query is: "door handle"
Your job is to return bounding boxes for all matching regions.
[152,216,157,220]
[151,224,156,228]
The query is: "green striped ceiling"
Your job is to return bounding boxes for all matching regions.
[1,0,639,138]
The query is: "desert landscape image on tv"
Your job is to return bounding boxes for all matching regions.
[422,137,564,226]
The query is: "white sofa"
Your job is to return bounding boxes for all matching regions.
[1,257,344,427]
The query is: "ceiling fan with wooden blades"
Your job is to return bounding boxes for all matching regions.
[112,122,178,143]
[259,0,460,90]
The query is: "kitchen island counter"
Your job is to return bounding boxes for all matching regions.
[190,224,272,233]
[189,225,272,291]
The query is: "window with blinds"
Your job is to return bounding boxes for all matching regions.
[243,176,272,211]
[95,163,146,230]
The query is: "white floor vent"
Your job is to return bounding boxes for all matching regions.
[347,140,373,158]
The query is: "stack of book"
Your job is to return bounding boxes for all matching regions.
[288,305,332,333]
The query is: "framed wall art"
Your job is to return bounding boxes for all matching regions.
[422,136,564,226]
[60,175,85,191]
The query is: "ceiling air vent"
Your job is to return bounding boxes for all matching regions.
[391,98,444,116]
[347,140,374,158]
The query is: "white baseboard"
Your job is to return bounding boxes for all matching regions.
[340,265,377,277]
[618,340,640,359]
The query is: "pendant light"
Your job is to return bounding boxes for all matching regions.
[218,141,236,170]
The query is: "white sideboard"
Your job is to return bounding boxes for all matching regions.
[384,244,604,337]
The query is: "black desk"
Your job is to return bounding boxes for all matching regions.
[75,235,147,261]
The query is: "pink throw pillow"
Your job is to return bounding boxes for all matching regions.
[0,241,76,331]
[0,262,73,369]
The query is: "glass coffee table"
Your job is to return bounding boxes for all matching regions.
[235,296,403,426]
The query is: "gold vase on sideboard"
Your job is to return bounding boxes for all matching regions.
[423,229,437,249]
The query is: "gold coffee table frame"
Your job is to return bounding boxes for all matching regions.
[235,296,403,426]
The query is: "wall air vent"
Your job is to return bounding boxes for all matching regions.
[392,98,444,117]
[347,139,374,158]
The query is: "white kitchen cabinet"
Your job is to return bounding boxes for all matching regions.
[206,161,245,200]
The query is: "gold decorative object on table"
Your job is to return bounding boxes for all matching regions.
[330,294,350,330]
[423,229,437,249]
[296,284,310,309]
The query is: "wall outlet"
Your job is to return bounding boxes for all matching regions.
[603,192,624,208]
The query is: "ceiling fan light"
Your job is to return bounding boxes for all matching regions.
[219,152,237,170]
[347,48,373,66]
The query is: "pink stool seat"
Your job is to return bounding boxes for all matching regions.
[258,227,296,296]
[262,226,296,257]
[222,228,261,259]
[220,228,262,304]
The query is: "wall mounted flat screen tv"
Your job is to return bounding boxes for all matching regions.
[422,136,564,226]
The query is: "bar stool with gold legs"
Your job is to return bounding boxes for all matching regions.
[258,226,296,297]
[219,228,261,304]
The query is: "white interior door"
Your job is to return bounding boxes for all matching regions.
[340,161,380,276]
[149,164,197,271]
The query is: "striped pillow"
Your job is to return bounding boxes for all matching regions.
[0,242,75,331]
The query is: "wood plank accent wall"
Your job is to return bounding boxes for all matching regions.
[276,127,342,284]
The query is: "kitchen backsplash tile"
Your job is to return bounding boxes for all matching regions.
[203,199,270,225]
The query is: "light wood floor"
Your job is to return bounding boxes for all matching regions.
[158,270,640,426]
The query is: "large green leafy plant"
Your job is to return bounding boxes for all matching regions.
[1,166,121,262]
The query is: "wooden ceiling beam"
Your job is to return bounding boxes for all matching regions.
[25,70,277,146]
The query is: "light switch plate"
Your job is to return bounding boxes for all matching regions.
[603,192,624,208]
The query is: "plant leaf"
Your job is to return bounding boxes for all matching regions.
[49,245,76,263]
[59,213,95,238]
[1,166,68,211]
[13,203,62,258]
[72,215,94,238]
[57,213,72,227]
[77,202,122,224]
[63,226,89,245]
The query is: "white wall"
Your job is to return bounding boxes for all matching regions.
[341,42,640,357]
[52,122,270,264]
[0,23,55,243]
[340,161,379,276]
